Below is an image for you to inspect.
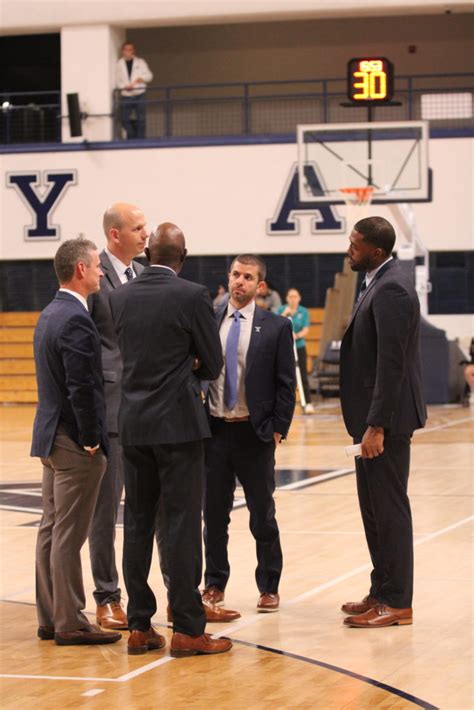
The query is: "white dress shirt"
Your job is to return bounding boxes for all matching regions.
[208,300,255,419]
[105,248,136,284]
[59,288,88,311]
[365,255,393,288]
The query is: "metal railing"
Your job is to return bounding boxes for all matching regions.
[0,91,61,144]
[1,73,472,145]
[113,72,473,140]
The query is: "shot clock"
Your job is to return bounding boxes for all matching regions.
[347,57,394,103]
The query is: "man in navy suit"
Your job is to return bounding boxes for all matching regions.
[32,237,121,646]
[339,217,426,628]
[203,254,296,613]
[110,223,233,657]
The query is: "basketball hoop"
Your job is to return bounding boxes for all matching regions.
[339,186,375,206]
[339,186,375,232]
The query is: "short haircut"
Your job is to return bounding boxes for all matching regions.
[285,287,301,298]
[230,254,266,282]
[122,41,134,49]
[353,216,396,256]
[54,237,97,284]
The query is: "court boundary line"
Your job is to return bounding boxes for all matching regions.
[231,639,439,710]
[0,411,471,701]
[1,513,471,689]
[413,414,473,435]
[0,606,439,710]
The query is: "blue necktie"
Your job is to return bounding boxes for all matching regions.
[125,267,134,281]
[224,311,241,410]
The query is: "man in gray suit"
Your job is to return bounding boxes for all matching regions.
[88,202,148,629]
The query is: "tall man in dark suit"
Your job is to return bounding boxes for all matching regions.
[88,202,147,630]
[32,237,121,646]
[203,254,296,613]
[339,216,427,628]
[110,223,232,657]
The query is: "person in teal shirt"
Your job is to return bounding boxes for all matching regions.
[277,288,315,414]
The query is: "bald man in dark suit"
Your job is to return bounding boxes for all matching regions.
[110,223,232,657]
[87,203,147,631]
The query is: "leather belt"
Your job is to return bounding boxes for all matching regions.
[222,416,250,423]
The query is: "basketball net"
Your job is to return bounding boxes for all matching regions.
[339,186,375,232]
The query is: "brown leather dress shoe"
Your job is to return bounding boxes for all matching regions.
[37,626,55,640]
[128,626,166,655]
[341,594,378,615]
[202,586,225,606]
[257,593,280,612]
[167,601,241,624]
[344,604,413,628]
[203,599,241,623]
[96,601,128,630]
[55,624,122,645]
[170,632,232,657]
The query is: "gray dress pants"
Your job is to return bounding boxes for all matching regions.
[35,428,106,632]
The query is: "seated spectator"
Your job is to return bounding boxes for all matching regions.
[256,281,282,312]
[278,288,315,414]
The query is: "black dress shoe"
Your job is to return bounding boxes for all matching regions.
[55,624,122,646]
[38,626,55,640]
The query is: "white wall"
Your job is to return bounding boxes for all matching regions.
[61,25,124,142]
[129,13,474,85]
[1,135,472,336]
[2,0,472,34]
[1,137,472,260]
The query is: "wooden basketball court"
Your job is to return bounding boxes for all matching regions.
[0,402,472,709]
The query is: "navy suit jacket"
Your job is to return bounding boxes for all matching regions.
[110,267,223,446]
[31,291,108,458]
[340,259,427,439]
[215,304,296,442]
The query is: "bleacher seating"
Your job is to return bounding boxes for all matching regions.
[0,312,39,403]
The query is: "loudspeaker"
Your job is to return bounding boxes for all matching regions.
[66,93,82,137]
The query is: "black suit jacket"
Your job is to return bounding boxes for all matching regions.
[88,250,144,433]
[215,304,296,442]
[31,291,108,458]
[109,266,223,446]
[339,259,427,439]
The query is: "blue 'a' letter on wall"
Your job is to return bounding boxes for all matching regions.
[267,163,344,235]
[7,170,77,240]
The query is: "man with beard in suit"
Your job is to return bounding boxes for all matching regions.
[339,216,426,628]
[202,254,296,614]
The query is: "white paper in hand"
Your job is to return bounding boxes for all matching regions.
[345,443,362,458]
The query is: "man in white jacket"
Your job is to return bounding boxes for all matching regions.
[116,42,153,139]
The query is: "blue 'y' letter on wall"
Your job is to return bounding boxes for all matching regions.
[7,170,77,240]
